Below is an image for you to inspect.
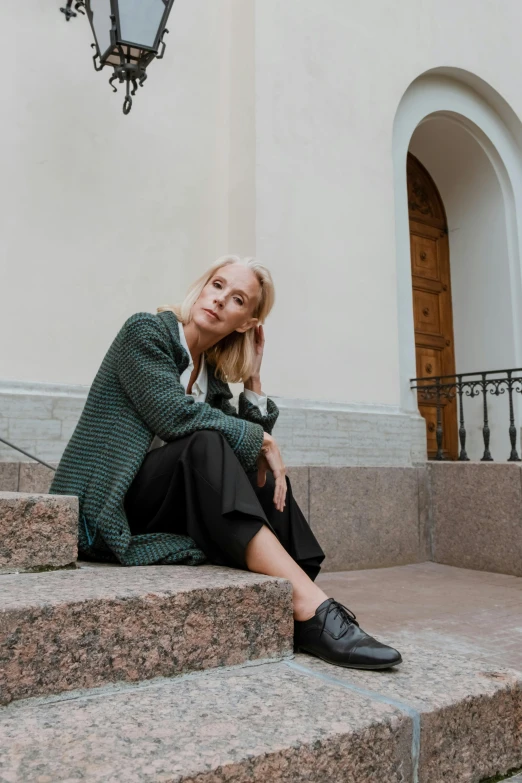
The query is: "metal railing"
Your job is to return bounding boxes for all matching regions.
[0,436,57,471]
[410,368,522,462]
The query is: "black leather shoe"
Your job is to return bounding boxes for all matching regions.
[294,598,402,670]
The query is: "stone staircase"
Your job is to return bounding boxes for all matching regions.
[1,472,522,781]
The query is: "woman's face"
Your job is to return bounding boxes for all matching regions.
[191,264,261,338]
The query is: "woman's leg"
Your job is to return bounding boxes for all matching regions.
[126,431,324,582]
[245,525,328,620]
[125,430,268,569]
[125,430,402,669]
[245,469,325,581]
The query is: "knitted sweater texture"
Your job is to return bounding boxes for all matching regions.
[49,311,279,566]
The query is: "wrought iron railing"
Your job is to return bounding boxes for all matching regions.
[411,368,522,462]
[0,436,57,471]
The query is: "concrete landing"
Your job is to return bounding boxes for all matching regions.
[317,562,522,670]
[0,648,521,783]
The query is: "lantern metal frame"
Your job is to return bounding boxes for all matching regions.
[60,0,86,21]
[62,0,175,113]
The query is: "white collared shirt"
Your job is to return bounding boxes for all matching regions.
[149,322,268,451]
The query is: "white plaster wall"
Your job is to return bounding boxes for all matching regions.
[254,0,522,407]
[0,0,239,385]
[3,0,522,428]
[410,119,516,460]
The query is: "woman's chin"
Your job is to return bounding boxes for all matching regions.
[194,310,225,333]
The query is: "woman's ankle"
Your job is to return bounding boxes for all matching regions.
[293,589,329,622]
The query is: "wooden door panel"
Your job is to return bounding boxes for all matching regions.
[408,153,457,460]
[411,234,440,281]
[416,346,443,380]
[413,290,442,335]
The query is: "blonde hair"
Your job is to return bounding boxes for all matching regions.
[157,255,275,383]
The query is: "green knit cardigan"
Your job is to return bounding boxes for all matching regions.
[49,311,279,566]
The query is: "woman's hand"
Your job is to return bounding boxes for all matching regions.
[257,432,287,512]
[244,325,264,395]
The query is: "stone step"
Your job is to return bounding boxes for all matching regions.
[0,491,77,573]
[0,564,293,705]
[1,645,521,782]
[0,462,56,494]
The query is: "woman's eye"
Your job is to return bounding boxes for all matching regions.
[234,297,243,305]
[213,281,221,288]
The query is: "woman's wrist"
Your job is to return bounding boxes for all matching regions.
[244,375,262,395]
[262,431,273,451]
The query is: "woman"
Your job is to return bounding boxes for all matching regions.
[50,256,401,670]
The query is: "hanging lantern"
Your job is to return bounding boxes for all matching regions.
[83,0,175,114]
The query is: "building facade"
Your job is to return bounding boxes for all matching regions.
[2,0,522,470]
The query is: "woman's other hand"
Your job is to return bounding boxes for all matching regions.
[257,432,287,512]
[244,325,264,394]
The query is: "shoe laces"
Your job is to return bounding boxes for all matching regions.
[320,600,359,637]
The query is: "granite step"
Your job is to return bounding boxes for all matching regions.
[0,565,293,705]
[1,645,521,783]
[0,491,78,573]
[0,462,56,494]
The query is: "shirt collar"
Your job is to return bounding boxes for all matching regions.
[179,321,208,397]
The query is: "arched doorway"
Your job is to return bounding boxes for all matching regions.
[408,153,458,459]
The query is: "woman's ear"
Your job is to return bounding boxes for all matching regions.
[235,317,259,334]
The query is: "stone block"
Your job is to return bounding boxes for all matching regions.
[295,649,522,783]
[60,419,78,440]
[9,418,61,440]
[34,442,68,462]
[51,396,86,421]
[286,466,308,519]
[0,394,53,420]
[0,463,19,492]
[0,566,294,704]
[417,465,431,561]
[429,463,522,576]
[305,411,339,430]
[18,463,57,494]
[283,447,331,466]
[309,467,422,571]
[0,440,36,462]
[0,660,412,782]
[0,492,77,573]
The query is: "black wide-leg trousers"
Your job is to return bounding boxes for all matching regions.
[124,430,325,580]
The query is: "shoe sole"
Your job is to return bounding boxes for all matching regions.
[296,648,403,670]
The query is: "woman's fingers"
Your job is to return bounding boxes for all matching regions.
[256,324,265,353]
[262,435,286,511]
[273,470,287,512]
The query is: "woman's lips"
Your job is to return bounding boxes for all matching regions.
[203,309,219,320]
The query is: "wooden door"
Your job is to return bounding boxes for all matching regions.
[408,153,458,459]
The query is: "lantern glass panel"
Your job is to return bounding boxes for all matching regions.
[90,0,113,57]
[118,0,166,48]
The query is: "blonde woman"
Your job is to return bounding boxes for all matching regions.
[50,256,401,670]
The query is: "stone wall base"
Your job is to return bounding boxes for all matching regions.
[3,461,520,575]
[428,462,522,577]
[0,380,427,467]
[0,461,429,573]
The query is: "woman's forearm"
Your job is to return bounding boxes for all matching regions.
[244,375,262,395]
